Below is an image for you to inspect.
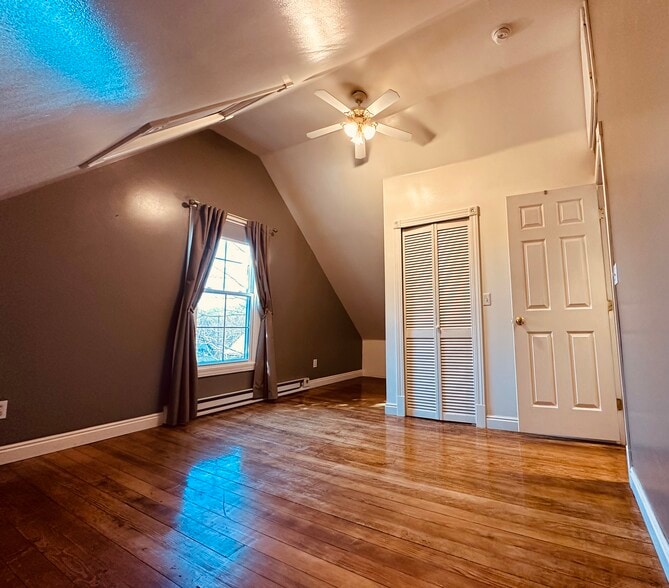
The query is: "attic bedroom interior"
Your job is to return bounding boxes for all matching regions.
[1,0,668,586]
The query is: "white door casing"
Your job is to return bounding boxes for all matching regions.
[507,185,620,441]
[400,207,485,425]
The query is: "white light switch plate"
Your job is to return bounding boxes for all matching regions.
[482,292,492,306]
[312,359,318,368]
[0,400,7,419]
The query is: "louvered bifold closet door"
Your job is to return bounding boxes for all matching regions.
[437,221,476,423]
[402,225,439,419]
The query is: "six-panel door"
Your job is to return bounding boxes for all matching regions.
[507,185,620,441]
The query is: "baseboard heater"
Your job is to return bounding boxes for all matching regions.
[196,377,309,417]
[278,377,309,396]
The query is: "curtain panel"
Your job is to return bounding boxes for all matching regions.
[166,204,227,425]
[246,221,278,400]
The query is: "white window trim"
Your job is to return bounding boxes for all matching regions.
[196,231,261,378]
[198,359,255,378]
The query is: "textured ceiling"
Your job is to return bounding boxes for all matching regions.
[217,0,589,338]
[2,0,588,340]
[0,0,457,198]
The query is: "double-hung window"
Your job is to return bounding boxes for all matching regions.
[196,223,258,376]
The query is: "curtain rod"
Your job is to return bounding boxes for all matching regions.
[183,198,278,236]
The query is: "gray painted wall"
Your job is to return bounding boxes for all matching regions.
[591,0,669,538]
[0,131,361,445]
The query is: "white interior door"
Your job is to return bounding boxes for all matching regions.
[507,185,620,441]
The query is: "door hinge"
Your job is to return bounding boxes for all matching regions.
[599,208,606,220]
[616,397,623,411]
[608,300,614,312]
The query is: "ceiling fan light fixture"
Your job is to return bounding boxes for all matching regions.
[306,88,411,161]
[343,121,358,138]
[351,131,365,145]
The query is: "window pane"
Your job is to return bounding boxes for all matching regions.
[204,258,225,291]
[195,237,254,367]
[226,241,250,263]
[224,259,250,293]
[224,328,248,361]
[196,327,224,364]
[196,292,225,327]
[225,294,247,315]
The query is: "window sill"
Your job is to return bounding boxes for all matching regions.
[198,361,255,378]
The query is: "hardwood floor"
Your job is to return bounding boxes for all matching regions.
[1,377,666,587]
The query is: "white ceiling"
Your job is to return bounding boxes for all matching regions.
[1,0,588,340]
[0,0,457,198]
[217,0,589,338]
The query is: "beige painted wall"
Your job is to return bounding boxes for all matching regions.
[362,340,386,379]
[384,131,594,420]
[262,0,586,341]
[590,0,669,553]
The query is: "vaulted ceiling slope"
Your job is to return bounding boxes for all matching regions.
[1,0,588,340]
[217,0,589,339]
[0,0,457,198]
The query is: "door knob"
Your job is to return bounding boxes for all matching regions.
[515,316,525,326]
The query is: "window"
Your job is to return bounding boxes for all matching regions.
[196,233,257,377]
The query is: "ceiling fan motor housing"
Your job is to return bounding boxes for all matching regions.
[351,90,368,106]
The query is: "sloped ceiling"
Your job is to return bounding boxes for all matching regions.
[216,0,588,338]
[1,0,587,340]
[0,0,458,198]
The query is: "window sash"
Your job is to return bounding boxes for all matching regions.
[195,235,257,374]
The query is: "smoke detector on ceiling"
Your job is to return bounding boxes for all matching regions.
[491,24,512,44]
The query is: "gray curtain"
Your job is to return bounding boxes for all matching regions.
[166,205,227,425]
[246,221,278,400]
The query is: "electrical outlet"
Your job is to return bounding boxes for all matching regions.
[482,292,492,306]
[312,358,318,368]
[0,400,7,420]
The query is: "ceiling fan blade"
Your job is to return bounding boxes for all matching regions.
[314,90,352,114]
[376,123,412,142]
[306,123,342,139]
[366,89,400,117]
[354,139,366,160]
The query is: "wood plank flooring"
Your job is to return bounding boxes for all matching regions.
[1,377,666,587]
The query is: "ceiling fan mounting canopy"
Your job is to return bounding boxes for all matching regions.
[351,90,368,106]
[306,88,412,160]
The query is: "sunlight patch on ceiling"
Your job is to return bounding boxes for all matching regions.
[0,0,141,109]
[277,0,348,63]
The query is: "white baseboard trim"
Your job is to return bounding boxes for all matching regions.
[0,369,364,467]
[307,369,363,389]
[629,466,669,580]
[385,402,398,416]
[486,415,520,432]
[0,412,165,466]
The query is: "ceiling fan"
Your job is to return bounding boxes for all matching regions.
[306,89,412,159]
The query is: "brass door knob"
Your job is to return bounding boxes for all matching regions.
[515,316,525,326]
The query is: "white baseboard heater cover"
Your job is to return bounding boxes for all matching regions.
[197,378,309,417]
[278,378,309,396]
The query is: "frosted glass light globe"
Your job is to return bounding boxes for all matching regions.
[343,121,357,138]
